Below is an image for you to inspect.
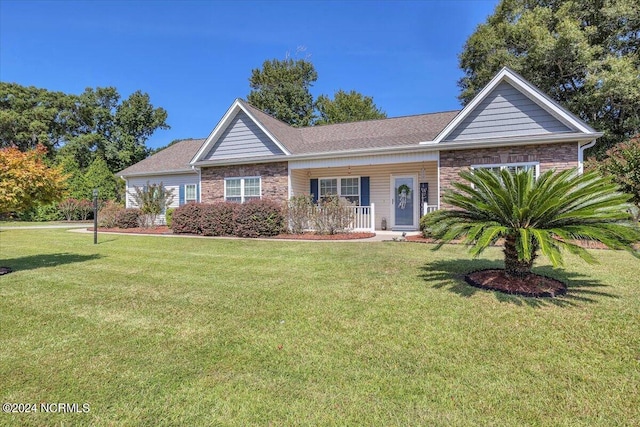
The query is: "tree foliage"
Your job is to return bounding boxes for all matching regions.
[0,82,169,172]
[248,58,318,127]
[458,0,640,156]
[423,168,640,278]
[315,90,387,125]
[247,56,386,127]
[84,156,118,202]
[595,135,640,219]
[0,145,68,214]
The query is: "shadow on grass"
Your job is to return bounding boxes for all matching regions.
[419,258,617,308]
[0,253,103,273]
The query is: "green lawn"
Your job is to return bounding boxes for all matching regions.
[1,229,638,426]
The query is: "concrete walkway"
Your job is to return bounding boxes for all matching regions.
[66,227,421,242]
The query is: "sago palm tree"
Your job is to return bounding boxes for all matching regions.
[423,168,640,278]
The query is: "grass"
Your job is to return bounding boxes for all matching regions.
[0,229,639,426]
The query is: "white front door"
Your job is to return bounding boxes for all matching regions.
[390,175,418,230]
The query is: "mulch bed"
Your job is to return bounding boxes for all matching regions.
[270,232,375,240]
[465,269,567,298]
[90,227,375,240]
[0,267,12,276]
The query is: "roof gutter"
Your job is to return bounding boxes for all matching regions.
[191,132,602,168]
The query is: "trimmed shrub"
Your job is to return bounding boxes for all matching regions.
[233,199,285,238]
[200,202,237,236]
[18,203,63,222]
[313,195,354,235]
[165,207,175,228]
[286,194,314,234]
[116,208,142,229]
[98,201,124,228]
[171,203,204,234]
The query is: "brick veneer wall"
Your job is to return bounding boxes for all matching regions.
[200,161,289,204]
[439,142,579,205]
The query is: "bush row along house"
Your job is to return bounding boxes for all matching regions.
[119,68,601,231]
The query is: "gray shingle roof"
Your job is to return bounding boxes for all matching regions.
[118,138,204,176]
[240,99,459,155]
[120,103,461,176]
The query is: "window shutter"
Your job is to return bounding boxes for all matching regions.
[310,179,318,203]
[179,185,185,206]
[360,176,370,206]
[196,183,200,202]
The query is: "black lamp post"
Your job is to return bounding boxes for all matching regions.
[93,189,98,244]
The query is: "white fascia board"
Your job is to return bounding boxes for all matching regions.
[119,169,198,179]
[429,67,597,144]
[434,132,599,151]
[193,144,434,168]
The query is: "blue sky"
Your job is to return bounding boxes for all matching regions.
[0,0,498,150]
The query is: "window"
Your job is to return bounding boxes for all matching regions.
[224,177,261,203]
[472,162,539,179]
[185,184,197,203]
[319,177,360,205]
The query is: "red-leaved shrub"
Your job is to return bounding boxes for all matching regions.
[171,203,203,234]
[200,202,237,236]
[233,199,284,238]
[115,208,142,229]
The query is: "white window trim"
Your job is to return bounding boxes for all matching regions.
[318,176,361,204]
[471,162,540,178]
[224,176,262,203]
[185,183,198,203]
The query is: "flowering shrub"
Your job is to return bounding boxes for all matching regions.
[286,194,314,234]
[313,195,354,235]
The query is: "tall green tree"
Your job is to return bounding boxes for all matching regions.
[458,0,640,157]
[423,168,639,278]
[247,58,318,127]
[83,156,118,201]
[315,90,387,125]
[0,83,169,172]
[0,83,75,153]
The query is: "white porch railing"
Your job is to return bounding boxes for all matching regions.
[348,203,375,232]
[423,203,439,215]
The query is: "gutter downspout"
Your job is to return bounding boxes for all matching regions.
[578,140,596,174]
[191,165,201,202]
[119,176,128,208]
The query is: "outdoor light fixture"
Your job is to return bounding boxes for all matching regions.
[92,189,98,244]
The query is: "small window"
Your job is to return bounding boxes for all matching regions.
[225,177,261,203]
[319,177,360,205]
[185,184,197,203]
[472,162,539,179]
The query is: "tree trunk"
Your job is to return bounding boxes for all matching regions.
[503,233,536,278]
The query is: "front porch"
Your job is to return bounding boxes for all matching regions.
[289,158,440,231]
